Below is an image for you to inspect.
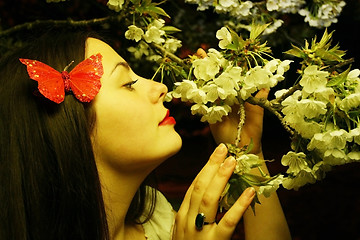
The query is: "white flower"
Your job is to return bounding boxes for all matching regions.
[307,132,327,151]
[214,72,239,93]
[300,65,329,94]
[339,93,360,111]
[146,54,162,62]
[125,25,144,42]
[235,154,263,174]
[308,129,351,153]
[186,88,207,104]
[328,130,352,149]
[164,38,182,53]
[347,69,360,82]
[348,152,360,161]
[164,92,173,102]
[232,1,253,17]
[240,82,257,100]
[297,99,327,119]
[281,151,310,175]
[258,175,284,197]
[193,58,220,81]
[208,48,228,67]
[323,148,349,166]
[264,59,280,73]
[127,41,149,59]
[299,1,345,28]
[144,26,165,44]
[350,127,360,145]
[282,170,316,190]
[216,27,232,49]
[308,87,334,103]
[293,119,323,139]
[193,49,227,81]
[274,89,288,99]
[277,60,293,75]
[266,0,279,11]
[311,161,331,180]
[202,83,227,102]
[151,19,165,29]
[218,0,235,8]
[266,0,305,13]
[172,80,198,102]
[244,66,274,90]
[191,103,209,116]
[107,0,124,12]
[281,90,301,116]
[263,19,284,35]
[199,105,232,124]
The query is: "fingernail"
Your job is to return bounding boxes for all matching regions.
[244,187,256,198]
[223,156,235,168]
[215,143,226,154]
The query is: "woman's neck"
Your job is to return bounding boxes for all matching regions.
[96,163,151,240]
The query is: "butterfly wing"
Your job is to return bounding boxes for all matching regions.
[68,53,103,102]
[19,59,65,104]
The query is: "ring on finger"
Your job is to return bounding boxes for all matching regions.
[195,213,216,231]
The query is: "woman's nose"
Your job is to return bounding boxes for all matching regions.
[147,80,168,103]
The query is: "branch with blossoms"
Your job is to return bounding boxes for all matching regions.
[149,22,357,210]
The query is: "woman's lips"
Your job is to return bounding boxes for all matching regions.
[159,110,176,126]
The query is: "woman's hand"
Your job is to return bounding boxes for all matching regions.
[195,47,268,155]
[210,89,269,156]
[173,144,255,240]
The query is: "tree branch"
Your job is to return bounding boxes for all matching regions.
[0,15,126,38]
[247,96,295,136]
[150,42,189,70]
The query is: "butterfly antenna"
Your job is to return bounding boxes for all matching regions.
[63,60,75,72]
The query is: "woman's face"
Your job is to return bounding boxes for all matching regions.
[86,38,182,173]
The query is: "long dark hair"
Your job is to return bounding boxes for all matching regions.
[0,29,155,240]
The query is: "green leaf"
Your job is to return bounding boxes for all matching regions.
[243,139,254,154]
[317,29,333,49]
[327,67,351,87]
[228,27,240,50]
[147,6,170,18]
[226,43,238,51]
[130,0,141,4]
[284,44,306,59]
[315,47,345,63]
[249,23,270,40]
[161,26,181,34]
[228,174,260,213]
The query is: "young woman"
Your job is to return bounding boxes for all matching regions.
[0,30,291,240]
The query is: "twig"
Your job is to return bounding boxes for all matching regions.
[0,15,126,38]
[247,96,295,136]
[150,42,189,69]
[234,102,246,146]
[271,83,301,105]
[327,58,355,72]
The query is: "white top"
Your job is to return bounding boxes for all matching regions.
[140,188,175,240]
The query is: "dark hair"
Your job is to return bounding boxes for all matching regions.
[0,29,155,240]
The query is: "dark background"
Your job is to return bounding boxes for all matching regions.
[1,0,360,239]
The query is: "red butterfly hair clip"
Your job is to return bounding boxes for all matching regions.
[19,53,103,104]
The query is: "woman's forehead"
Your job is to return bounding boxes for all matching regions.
[85,38,123,61]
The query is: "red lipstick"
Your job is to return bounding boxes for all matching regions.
[159,110,176,126]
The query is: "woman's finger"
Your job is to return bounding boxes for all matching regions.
[197,156,236,224]
[187,144,228,216]
[216,187,256,238]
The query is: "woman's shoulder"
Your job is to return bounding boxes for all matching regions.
[141,187,175,240]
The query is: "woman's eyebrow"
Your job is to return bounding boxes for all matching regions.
[111,61,130,75]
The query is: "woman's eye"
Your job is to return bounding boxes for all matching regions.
[123,79,138,90]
